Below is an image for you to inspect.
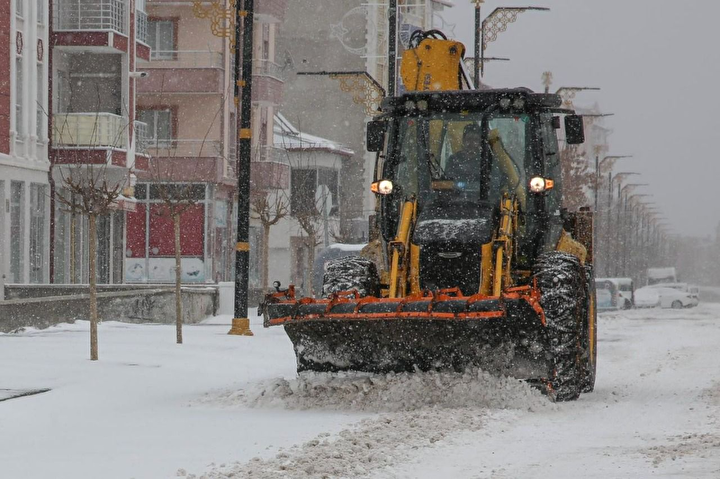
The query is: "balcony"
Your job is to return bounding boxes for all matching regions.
[53,113,129,149]
[253,60,286,82]
[54,0,128,34]
[149,51,224,69]
[255,0,288,23]
[146,139,223,158]
[138,52,225,93]
[250,146,290,190]
[134,120,148,154]
[252,60,285,105]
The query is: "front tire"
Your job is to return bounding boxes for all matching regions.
[671,300,683,309]
[534,252,587,402]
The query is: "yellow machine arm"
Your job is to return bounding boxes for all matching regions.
[400,36,465,92]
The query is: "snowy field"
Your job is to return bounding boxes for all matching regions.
[2,304,720,478]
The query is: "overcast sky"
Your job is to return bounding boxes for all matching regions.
[440,0,720,238]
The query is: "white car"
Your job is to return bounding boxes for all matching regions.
[633,287,661,308]
[635,286,695,309]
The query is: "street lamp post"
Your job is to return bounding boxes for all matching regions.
[593,155,630,275]
[228,0,256,336]
[473,0,484,87]
[480,6,549,77]
[615,183,648,276]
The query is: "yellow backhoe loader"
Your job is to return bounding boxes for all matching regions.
[262,30,597,401]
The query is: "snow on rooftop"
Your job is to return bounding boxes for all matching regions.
[274,113,354,157]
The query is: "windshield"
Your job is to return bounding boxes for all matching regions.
[388,112,531,209]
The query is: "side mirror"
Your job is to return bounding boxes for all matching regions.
[565,115,585,145]
[366,120,387,152]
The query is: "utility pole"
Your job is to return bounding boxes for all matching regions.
[474,0,484,87]
[229,0,255,336]
[388,0,397,97]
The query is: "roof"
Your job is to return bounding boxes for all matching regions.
[273,113,354,157]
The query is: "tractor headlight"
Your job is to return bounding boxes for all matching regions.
[529,177,554,193]
[499,97,511,109]
[371,179,394,195]
[513,98,525,110]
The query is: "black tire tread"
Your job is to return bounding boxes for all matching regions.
[534,252,586,401]
[322,256,381,298]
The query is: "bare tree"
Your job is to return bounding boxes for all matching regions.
[47,85,132,360]
[251,189,289,291]
[140,73,229,343]
[55,166,126,360]
[560,144,594,211]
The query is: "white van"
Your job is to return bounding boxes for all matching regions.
[596,278,634,310]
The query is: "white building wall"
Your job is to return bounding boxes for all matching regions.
[0,0,50,287]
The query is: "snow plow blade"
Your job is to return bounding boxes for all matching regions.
[263,287,552,377]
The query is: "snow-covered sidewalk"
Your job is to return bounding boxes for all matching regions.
[2,305,720,478]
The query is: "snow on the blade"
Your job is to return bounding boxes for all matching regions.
[188,370,552,477]
[197,368,552,413]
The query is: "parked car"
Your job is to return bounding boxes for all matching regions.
[596,278,634,310]
[634,287,661,308]
[635,286,696,309]
[647,282,700,307]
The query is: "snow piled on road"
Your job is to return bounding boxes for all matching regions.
[197,368,551,412]
[189,369,551,478]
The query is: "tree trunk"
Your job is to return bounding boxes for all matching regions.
[88,213,98,361]
[174,213,183,344]
[262,223,270,291]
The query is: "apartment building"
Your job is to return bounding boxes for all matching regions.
[277,0,451,244]
[0,0,51,289]
[49,0,150,284]
[130,0,288,284]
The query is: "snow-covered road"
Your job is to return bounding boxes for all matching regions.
[1,304,719,478]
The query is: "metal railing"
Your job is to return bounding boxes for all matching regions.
[54,0,128,35]
[149,50,224,69]
[53,112,129,149]
[133,120,148,153]
[135,10,148,45]
[145,139,223,158]
[253,60,286,82]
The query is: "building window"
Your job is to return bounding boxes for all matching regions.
[138,109,173,147]
[16,0,22,17]
[148,20,175,60]
[262,24,270,60]
[29,183,46,283]
[10,181,25,283]
[290,168,340,217]
[36,62,44,139]
[36,0,43,24]
[15,57,23,135]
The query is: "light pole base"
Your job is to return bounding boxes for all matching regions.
[228,318,254,336]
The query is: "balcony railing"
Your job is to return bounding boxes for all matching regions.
[145,139,223,158]
[54,0,128,35]
[53,112,129,149]
[253,60,286,82]
[133,120,148,153]
[148,50,224,69]
[135,10,148,45]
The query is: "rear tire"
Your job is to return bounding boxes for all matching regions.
[534,252,586,402]
[671,300,683,309]
[581,265,597,394]
[322,256,381,298]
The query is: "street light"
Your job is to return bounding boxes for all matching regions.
[555,87,601,108]
[480,6,549,77]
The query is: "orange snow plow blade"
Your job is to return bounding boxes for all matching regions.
[262,287,553,377]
